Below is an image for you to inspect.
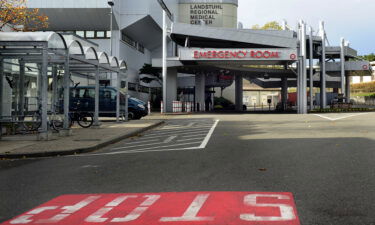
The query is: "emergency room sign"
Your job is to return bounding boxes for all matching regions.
[179,48,298,61]
[2,192,300,225]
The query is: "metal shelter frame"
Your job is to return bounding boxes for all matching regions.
[0,32,127,140]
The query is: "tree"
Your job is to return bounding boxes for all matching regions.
[359,53,375,62]
[252,21,282,30]
[139,64,162,84]
[0,0,48,32]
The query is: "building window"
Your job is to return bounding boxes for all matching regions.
[139,85,149,93]
[121,81,126,89]
[96,31,105,38]
[121,32,145,54]
[128,82,137,91]
[76,31,85,37]
[106,31,111,38]
[137,44,145,54]
[86,31,95,38]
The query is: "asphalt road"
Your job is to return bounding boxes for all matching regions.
[1,112,375,224]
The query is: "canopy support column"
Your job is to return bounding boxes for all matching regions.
[195,73,205,112]
[281,77,288,111]
[116,72,120,123]
[235,74,243,111]
[346,75,351,102]
[340,37,346,97]
[60,52,72,136]
[0,59,3,139]
[309,26,314,110]
[18,59,25,120]
[125,81,129,121]
[51,65,58,113]
[297,20,307,114]
[38,44,50,140]
[93,66,100,127]
[162,10,168,114]
[319,21,327,109]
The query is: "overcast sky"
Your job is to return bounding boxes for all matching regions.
[237,0,374,55]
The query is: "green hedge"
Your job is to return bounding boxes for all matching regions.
[310,108,375,113]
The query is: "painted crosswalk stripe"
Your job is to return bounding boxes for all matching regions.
[163,135,177,143]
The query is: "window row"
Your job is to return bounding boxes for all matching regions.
[52,31,111,39]
[121,33,145,54]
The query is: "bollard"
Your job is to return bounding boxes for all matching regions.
[148,101,151,115]
[161,101,164,114]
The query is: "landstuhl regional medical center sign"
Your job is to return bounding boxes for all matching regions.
[179,48,298,61]
[179,0,238,28]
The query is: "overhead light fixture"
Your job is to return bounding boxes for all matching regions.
[107,0,114,6]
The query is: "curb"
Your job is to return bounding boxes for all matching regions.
[0,121,165,159]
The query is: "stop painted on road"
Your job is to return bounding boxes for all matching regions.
[3,192,300,225]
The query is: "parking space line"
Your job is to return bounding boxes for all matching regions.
[313,113,370,121]
[89,142,202,156]
[199,120,219,149]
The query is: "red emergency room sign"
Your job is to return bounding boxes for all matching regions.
[2,192,300,225]
[193,50,281,59]
[179,48,298,61]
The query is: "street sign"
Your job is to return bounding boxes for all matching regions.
[3,192,300,225]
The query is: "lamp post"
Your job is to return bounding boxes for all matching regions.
[157,0,173,113]
[107,0,114,56]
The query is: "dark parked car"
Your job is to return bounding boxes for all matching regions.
[63,86,148,120]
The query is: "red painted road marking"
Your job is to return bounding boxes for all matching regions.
[3,192,300,225]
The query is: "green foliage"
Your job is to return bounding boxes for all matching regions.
[310,108,375,113]
[359,53,375,62]
[252,21,282,30]
[139,64,161,79]
[351,81,375,93]
[214,97,233,108]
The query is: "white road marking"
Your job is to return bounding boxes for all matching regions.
[313,113,370,121]
[123,139,160,145]
[177,137,205,142]
[187,122,195,127]
[163,135,177,144]
[85,142,202,156]
[198,119,219,149]
[142,128,211,137]
[180,133,208,138]
[138,131,208,140]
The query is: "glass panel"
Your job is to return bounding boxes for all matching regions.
[76,31,85,37]
[96,31,105,38]
[86,31,95,38]
[106,31,111,38]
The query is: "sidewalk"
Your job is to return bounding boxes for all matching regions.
[0,119,164,159]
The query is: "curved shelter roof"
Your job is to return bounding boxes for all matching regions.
[0,32,128,73]
[0,32,67,49]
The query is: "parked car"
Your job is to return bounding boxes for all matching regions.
[62,86,148,120]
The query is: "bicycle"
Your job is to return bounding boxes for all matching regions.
[51,103,94,130]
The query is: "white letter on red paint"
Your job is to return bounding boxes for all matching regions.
[36,196,100,223]
[85,195,137,223]
[159,194,213,222]
[240,194,296,221]
[111,195,160,222]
